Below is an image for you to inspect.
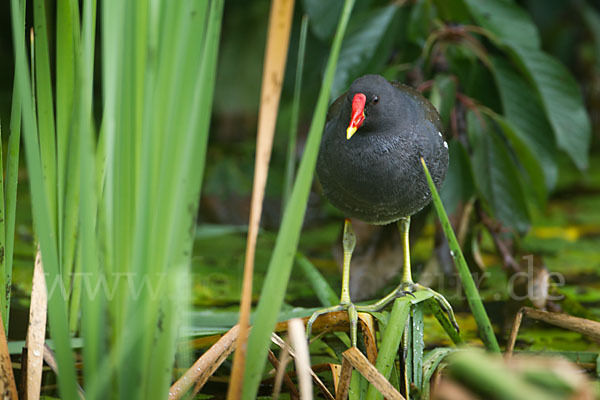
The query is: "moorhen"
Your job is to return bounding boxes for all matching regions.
[306,75,457,345]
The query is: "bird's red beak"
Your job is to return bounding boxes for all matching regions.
[347,93,366,139]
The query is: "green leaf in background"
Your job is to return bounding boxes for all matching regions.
[431,0,470,22]
[407,0,434,47]
[429,74,457,128]
[302,0,344,42]
[507,46,592,170]
[489,114,546,208]
[490,56,558,191]
[578,1,600,66]
[469,112,530,233]
[440,140,475,215]
[463,0,540,49]
[331,5,398,97]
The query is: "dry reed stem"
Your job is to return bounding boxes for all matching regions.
[288,319,313,400]
[271,333,334,400]
[0,308,17,399]
[228,0,295,398]
[335,359,352,400]
[342,347,405,400]
[42,345,85,399]
[25,247,47,400]
[506,307,600,358]
[169,324,239,399]
[270,348,298,400]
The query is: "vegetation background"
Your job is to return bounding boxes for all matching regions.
[0,0,600,398]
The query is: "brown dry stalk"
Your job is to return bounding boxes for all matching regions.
[335,358,352,400]
[269,348,298,400]
[271,333,335,400]
[25,247,47,400]
[506,307,600,358]
[358,313,378,364]
[169,325,239,399]
[341,347,405,400]
[227,0,296,398]
[0,308,17,399]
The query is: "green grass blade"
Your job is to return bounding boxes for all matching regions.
[421,157,500,352]
[76,0,103,396]
[296,252,338,307]
[33,0,58,236]
[0,129,5,334]
[242,1,356,397]
[2,0,25,334]
[10,0,79,397]
[366,298,410,400]
[282,14,309,208]
[0,0,26,335]
[56,0,79,290]
[424,298,463,345]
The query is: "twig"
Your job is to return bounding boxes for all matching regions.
[269,349,298,400]
[271,333,334,400]
[506,307,600,358]
[505,308,524,358]
[169,325,239,399]
[42,344,85,399]
[479,209,521,273]
[228,1,296,398]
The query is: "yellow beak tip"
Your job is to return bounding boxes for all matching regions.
[346,127,357,140]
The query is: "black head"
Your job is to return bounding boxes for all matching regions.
[345,74,398,138]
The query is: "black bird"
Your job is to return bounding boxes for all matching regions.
[306,75,456,345]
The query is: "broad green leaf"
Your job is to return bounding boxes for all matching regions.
[440,140,475,215]
[331,5,398,97]
[302,0,344,41]
[469,112,530,233]
[491,114,546,208]
[578,1,600,65]
[407,0,433,46]
[508,46,591,170]
[490,56,558,190]
[463,0,540,49]
[431,0,470,22]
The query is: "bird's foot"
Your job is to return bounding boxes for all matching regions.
[354,281,459,334]
[306,302,360,346]
[305,284,458,347]
[407,282,459,333]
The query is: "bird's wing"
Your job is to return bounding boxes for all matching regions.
[389,81,444,135]
[326,91,347,124]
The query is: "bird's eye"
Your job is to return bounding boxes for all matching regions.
[372,95,379,104]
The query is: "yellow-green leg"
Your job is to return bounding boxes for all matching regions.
[306,219,359,346]
[306,217,458,347]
